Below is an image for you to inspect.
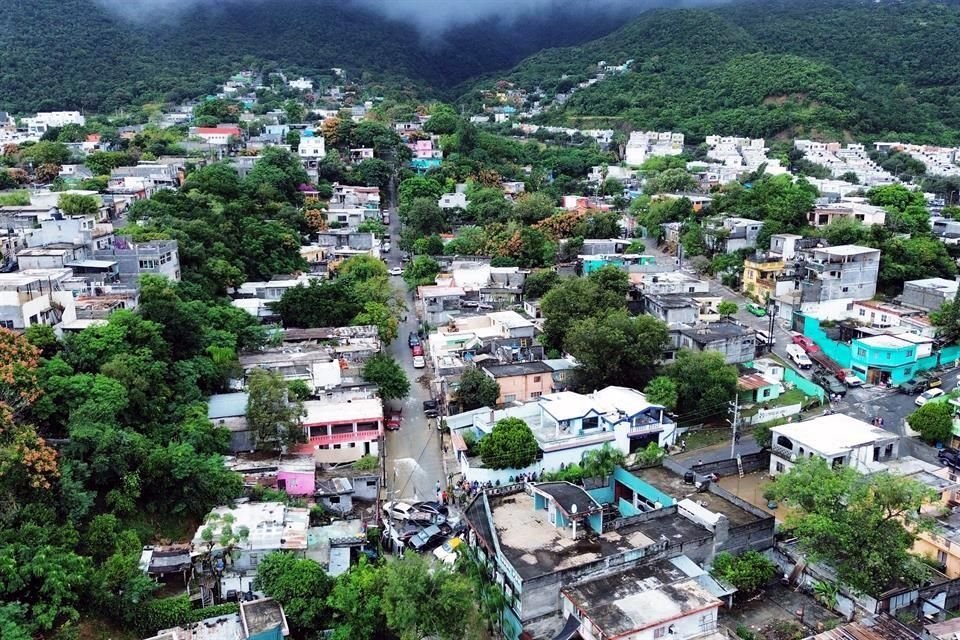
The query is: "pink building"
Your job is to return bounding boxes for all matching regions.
[407,139,442,159]
[294,397,383,465]
[481,361,555,405]
[277,457,316,496]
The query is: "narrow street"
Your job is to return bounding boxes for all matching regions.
[382,207,445,502]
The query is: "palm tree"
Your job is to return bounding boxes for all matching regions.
[581,444,625,482]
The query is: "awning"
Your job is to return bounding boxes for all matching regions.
[550,615,581,640]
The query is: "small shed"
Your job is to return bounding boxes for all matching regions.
[316,477,354,515]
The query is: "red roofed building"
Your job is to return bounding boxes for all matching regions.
[192,126,243,145]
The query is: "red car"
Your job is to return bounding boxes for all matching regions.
[386,409,402,431]
[412,344,424,356]
[791,334,820,354]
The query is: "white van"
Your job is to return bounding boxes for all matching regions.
[755,329,774,347]
[786,344,812,369]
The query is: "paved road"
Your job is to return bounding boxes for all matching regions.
[382,207,446,502]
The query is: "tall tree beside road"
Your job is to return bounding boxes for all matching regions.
[382,552,475,640]
[362,355,410,401]
[663,350,738,417]
[327,556,387,640]
[907,402,954,445]
[767,457,935,596]
[403,256,441,288]
[57,193,99,216]
[931,286,960,344]
[565,310,668,391]
[717,301,738,318]
[540,265,629,351]
[522,269,560,299]
[455,368,501,411]
[479,417,538,470]
[353,302,399,344]
[246,369,304,451]
[271,280,362,328]
[398,176,443,210]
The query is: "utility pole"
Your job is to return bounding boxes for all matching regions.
[767,298,777,354]
[728,395,740,459]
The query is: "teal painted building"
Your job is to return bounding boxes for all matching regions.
[581,254,656,275]
[849,334,931,385]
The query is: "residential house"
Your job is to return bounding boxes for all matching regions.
[704,217,763,254]
[0,268,77,330]
[208,392,253,452]
[427,310,537,374]
[448,387,675,483]
[481,361,555,404]
[741,253,784,301]
[630,272,710,296]
[925,617,960,640]
[809,202,887,228]
[643,294,699,326]
[293,395,383,465]
[579,239,633,255]
[901,278,959,312]
[288,77,313,91]
[463,468,768,640]
[145,598,289,640]
[314,230,380,261]
[276,457,316,496]
[625,131,684,166]
[544,358,577,392]
[769,414,899,476]
[768,233,805,260]
[232,274,323,320]
[794,140,895,186]
[774,244,880,321]
[676,321,757,364]
[852,300,932,335]
[236,335,379,392]
[22,111,85,136]
[315,477,354,515]
[93,236,180,284]
[581,253,656,275]
[191,502,309,572]
[931,216,960,244]
[191,126,242,145]
[298,136,326,158]
[418,284,467,325]
[561,560,724,640]
[849,332,934,386]
[737,371,783,404]
[439,192,469,209]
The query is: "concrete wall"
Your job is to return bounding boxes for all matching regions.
[691,451,771,477]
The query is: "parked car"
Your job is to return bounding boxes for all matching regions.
[916,388,946,407]
[410,524,445,552]
[899,378,927,394]
[388,267,403,276]
[408,332,420,347]
[423,399,439,418]
[382,501,415,521]
[791,335,820,353]
[786,344,812,369]
[382,242,391,253]
[433,536,463,565]
[413,355,426,368]
[746,302,767,317]
[815,373,846,397]
[413,501,449,517]
[839,369,862,387]
[938,447,960,468]
[412,344,424,356]
[386,409,402,431]
[919,371,943,388]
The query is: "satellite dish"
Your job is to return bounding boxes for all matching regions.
[571,503,578,514]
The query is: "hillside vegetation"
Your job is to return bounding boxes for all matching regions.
[492,0,960,142]
[0,0,643,115]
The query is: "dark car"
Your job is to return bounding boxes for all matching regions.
[409,524,444,552]
[938,447,960,468]
[899,378,927,394]
[413,501,449,517]
[423,399,439,418]
[815,373,846,397]
[919,371,943,389]
[408,332,421,347]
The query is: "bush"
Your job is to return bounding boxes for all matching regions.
[353,454,379,471]
[711,551,777,593]
[133,596,239,635]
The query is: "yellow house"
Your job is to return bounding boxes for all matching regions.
[741,255,784,301]
[909,464,960,577]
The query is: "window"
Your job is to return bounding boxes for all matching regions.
[832,456,844,468]
[857,348,867,357]
[859,309,866,317]
[533,376,541,383]
[504,394,516,403]
[249,553,259,566]
[367,480,377,487]
[761,388,770,398]
[907,350,914,357]
[582,416,599,430]
[531,392,542,399]
[842,287,849,293]
[776,462,785,473]
[655,627,667,639]
[333,444,341,449]
[139,258,158,270]
[329,496,341,504]
[938,550,948,564]
[0,320,12,329]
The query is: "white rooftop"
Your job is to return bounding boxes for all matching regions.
[302,398,382,424]
[773,414,895,456]
[907,277,959,291]
[814,244,878,256]
[191,501,309,554]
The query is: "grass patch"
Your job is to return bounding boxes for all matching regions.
[0,190,30,206]
[683,426,732,450]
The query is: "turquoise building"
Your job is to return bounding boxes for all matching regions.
[849,334,931,385]
[581,254,656,275]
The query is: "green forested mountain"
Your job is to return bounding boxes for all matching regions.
[486,0,960,143]
[0,0,644,114]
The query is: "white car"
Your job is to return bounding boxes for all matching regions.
[382,501,415,521]
[916,388,946,407]
[433,536,463,566]
[413,355,426,369]
[388,267,403,276]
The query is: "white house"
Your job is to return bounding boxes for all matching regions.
[298,136,327,158]
[438,192,469,209]
[769,414,899,476]
[288,77,314,91]
[23,111,85,135]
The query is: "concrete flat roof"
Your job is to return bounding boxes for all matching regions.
[563,561,720,637]
[636,466,761,527]
[302,398,382,424]
[773,414,895,455]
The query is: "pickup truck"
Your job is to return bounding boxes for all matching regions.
[786,344,812,369]
[815,373,846,397]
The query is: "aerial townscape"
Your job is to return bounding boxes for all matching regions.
[11,1,960,640]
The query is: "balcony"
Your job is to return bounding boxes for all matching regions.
[772,443,793,460]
